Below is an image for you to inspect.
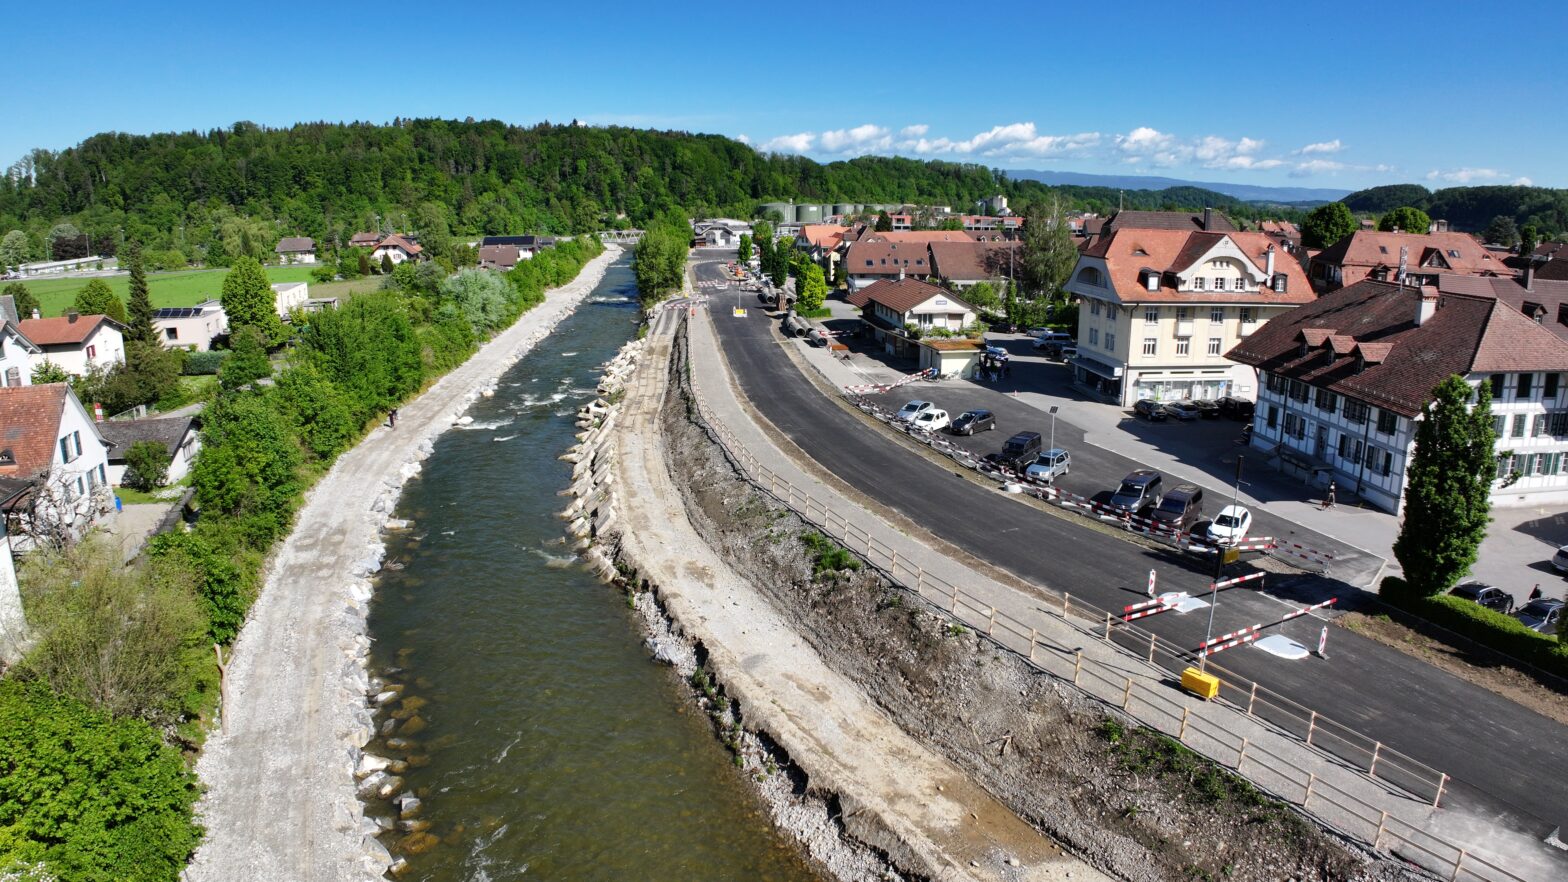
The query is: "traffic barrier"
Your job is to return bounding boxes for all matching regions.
[1197,598,1338,657]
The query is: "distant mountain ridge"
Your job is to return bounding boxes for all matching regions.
[1006,169,1350,205]
[1341,183,1568,233]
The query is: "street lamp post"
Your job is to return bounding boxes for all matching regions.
[1200,454,1244,672]
[1048,405,1059,451]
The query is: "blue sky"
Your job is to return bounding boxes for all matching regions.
[3,1,1564,191]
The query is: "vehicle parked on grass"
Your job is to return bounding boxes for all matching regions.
[1217,397,1255,420]
[995,431,1043,473]
[1513,598,1564,633]
[910,409,950,433]
[1192,399,1220,419]
[1024,448,1072,484]
[1150,484,1204,532]
[950,409,996,435]
[1551,544,1568,573]
[1449,581,1515,615]
[1109,469,1163,515]
[1206,504,1252,546]
[1163,400,1201,421]
[1133,399,1169,421]
[895,400,934,422]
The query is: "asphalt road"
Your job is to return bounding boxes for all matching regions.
[691,256,1568,853]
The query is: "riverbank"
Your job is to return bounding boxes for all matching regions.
[185,246,621,882]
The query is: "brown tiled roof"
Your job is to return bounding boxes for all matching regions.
[1312,230,1506,276]
[1106,210,1236,233]
[799,224,848,248]
[847,278,973,315]
[274,236,315,253]
[18,314,118,346]
[927,241,1018,282]
[866,230,977,244]
[1439,274,1568,344]
[1081,218,1106,236]
[349,232,382,248]
[0,384,69,477]
[376,234,422,255]
[1259,220,1300,237]
[1077,228,1312,305]
[845,239,932,277]
[478,244,521,268]
[1226,279,1568,417]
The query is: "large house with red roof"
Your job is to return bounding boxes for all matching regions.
[16,312,125,377]
[0,383,112,539]
[1307,230,1510,293]
[1227,279,1568,512]
[1064,226,1313,406]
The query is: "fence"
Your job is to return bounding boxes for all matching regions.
[674,317,1527,882]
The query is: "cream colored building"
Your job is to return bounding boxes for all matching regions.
[1064,228,1314,406]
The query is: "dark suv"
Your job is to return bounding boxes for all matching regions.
[1149,484,1203,532]
[1133,399,1168,421]
[1449,582,1515,615]
[1109,469,1163,515]
[996,431,1043,473]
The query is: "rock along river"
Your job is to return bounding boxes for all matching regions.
[365,255,823,881]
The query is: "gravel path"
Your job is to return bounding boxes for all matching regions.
[185,247,621,882]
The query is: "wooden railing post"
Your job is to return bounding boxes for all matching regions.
[1103,612,1112,640]
[1236,737,1248,770]
[1027,629,1037,661]
[1073,651,1082,685]
[951,586,959,613]
[1450,849,1465,882]
[1063,593,1071,619]
[987,607,997,636]
[1434,773,1448,808]
[1306,711,1317,746]
[1246,683,1258,716]
[1304,773,1316,805]
[1148,633,1157,663]
[1179,707,1190,742]
[1369,742,1382,778]
[1122,678,1133,710]
[1374,810,1388,849]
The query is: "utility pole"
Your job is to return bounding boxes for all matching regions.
[1201,454,1244,672]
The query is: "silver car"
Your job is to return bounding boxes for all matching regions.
[1513,598,1564,633]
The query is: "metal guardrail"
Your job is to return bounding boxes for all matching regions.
[676,315,1526,882]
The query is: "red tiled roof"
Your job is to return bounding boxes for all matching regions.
[847,278,973,315]
[1439,274,1568,344]
[376,234,422,255]
[1312,230,1505,276]
[1226,279,1568,417]
[845,239,932,277]
[1107,210,1237,233]
[0,384,69,477]
[18,314,115,346]
[349,232,382,247]
[799,224,848,248]
[928,241,1018,282]
[1076,228,1312,305]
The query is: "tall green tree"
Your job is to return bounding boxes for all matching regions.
[219,327,272,391]
[1377,206,1433,234]
[219,256,284,341]
[1519,223,1540,256]
[631,225,688,304]
[1483,215,1519,247]
[72,278,126,322]
[797,263,828,312]
[875,210,893,232]
[123,240,158,345]
[1302,202,1359,248]
[1018,197,1077,299]
[1393,376,1496,596]
[769,237,791,287]
[0,229,29,269]
[736,233,751,263]
[3,281,39,320]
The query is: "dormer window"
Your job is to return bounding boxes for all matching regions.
[1214,277,1227,291]
[1145,272,1158,292]
[1193,277,1206,290]
[1272,274,1287,293]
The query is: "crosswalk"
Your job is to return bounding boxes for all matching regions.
[696,279,729,289]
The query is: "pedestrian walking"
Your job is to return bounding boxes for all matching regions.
[1321,480,1336,509]
[1529,584,1543,601]
[389,408,399,428]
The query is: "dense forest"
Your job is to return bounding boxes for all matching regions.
[1342,182,1568,235]
[1,119,1291,267]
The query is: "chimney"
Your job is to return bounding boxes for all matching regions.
[30,308,40,320]
[67,310,79,323]
[1416,289,1438,326]
[1203,207,1213,231]
[1265,245,1276,278]
[898,265,905,281]
[1525,258,1538,292]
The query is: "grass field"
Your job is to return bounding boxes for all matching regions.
[14,266,318,318]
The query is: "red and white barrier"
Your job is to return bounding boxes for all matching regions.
[1212,572,1266,591]
[1196,598,1338,657]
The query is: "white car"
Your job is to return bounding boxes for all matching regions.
[1206,505,1253,546]
[895,400,934,422]
[1551,544,1568,573]
[910,409,950,432]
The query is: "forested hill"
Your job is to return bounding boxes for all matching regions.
[0,119,1276,263]
[1342,183,1568,234]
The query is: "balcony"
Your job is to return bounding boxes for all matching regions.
[1174,320,1194,338]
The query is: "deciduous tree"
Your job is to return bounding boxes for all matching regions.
[3,281,39,320]
[1377,206,1432,234]
[737,233,751,263]
[1018,197,1077,299]
[0,229,29,268]
[875,210,893,232]
[1520,223,1540,257]
[123,440,171,490]
[219,256,283,341]
[218,326,272,391]
[1302,202,1359,249]
[1393,376,1495,596]
[1483,215,1519,247]
[72,278,125,322]
[797,263,827,312]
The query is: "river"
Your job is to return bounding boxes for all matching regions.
[365,257,822,881]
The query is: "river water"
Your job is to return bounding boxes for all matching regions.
[365,257,822,881]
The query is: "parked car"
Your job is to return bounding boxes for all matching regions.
[1449,581,1515,615]
[910,409,950,432]
[1192,399,1220,419]
[1109,469,1163,515]
[1551,544,1568,573]
[1133,399,1169,421]
[1513,598,1564,633]
[895,400,934,422]
[1217,397,1255,420]
[1032,331,1073,346]
[996,431,1044,473]
[1060,346,1079,360]
[1163,400,1201,421]
[1024,448,1072,484]
[1206,504,1253,546]
[984,345,1009,359]
[1150,484,1204,532]
[950,409,996,435]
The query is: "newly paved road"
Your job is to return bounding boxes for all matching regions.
[693,257,1568,855]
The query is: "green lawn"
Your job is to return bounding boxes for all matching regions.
[16,266,317,318]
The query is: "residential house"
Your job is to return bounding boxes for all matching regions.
[17,313,126,376]
[1105,209,1237,235]
[478,245,523,271]
[1307,230,1508,292]
[846,277,978,360]
[842,231,975,291]
[1227,279,1568,513]
[691,219,752,247]
[152,300,228,351]
[1258,220,1302,253]
[348,231,383,250]
[14,256,117,277]
[795,224,849,276]
[271,281,309,319]
[371,234,424,265]
[1522,241,1568,282]
[274,236,317,264]
[960,215,1025,235]
[1064,227,1313,405]
[98,416,201,487]
[0,384,112,539]
[927,240,1019,290]
[886,214,913,231]
[479,235,555,257]
[0,295,40,387]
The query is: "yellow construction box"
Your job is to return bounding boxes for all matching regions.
[1181,666,1220,700]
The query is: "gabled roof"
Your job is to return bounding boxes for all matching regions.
[847,278,974,316]
[927,241,1018,282]
[480,235,550,248]
[1227,279,1568,417]
[0,384,71,477]
[1,319,41,354]
[1439,274,1568,344]
[478,244,522,267]
[275,236,315,253]
[1075,228,1311,305]
[1106,210,1237,233]
[0,294,20,325]
[1312,230,1505,276]
[349,232,382,247]
[18,314,123,346]
[97,416,197,463]
[375,234,423,255]
[844,239,932,277]
[799,224,849,249]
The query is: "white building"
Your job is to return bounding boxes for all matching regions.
[99,416,201,487]
[271,282,309,319]
[273,237,317,265]
[0,322,40,387]
[15,256,117,277]
[846,277,978,360]
[16,313,126,377]
[371,235,423,265]
[0,384,112,541]
[1228,279,1568,513]
[152,299,228,351]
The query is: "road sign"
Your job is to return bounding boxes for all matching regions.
[732,307,747,317]
[1147,569,1157,598]
[1317,625,1328,659]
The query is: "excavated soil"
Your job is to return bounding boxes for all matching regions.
[659,327,1423,882]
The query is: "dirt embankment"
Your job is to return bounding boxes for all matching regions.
[658,324,1422,882]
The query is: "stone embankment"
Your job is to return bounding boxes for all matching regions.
[187,247,619,882]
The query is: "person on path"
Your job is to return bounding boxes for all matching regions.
[1529,584,1543,601]
[1321,480,1336,509]
[389,408,398,428]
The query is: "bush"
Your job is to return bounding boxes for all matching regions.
[146,523,259,644]
[309,264,337,283]
[0,681,201,882]
[1379,576,1568,677]
[182,349,228,375]
[800,531,861,576]
[123,440,171,490]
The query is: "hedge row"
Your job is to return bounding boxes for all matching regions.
[1379,576,1568,678]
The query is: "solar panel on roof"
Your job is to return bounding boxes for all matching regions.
[152,307,206,319]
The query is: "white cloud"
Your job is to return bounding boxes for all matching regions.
[819,124,892,153]
[1296,139,1343,155]
[1514,176,1534,186]
[900,122,1101,159]
[757,132,815,153]
[899,124,929,137]
[1426,167,1508,184]
[735,133,750,144]
[1290,159,1345,177]
[1116,126,1177,156]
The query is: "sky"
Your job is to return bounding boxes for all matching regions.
[3,1,1565,192]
